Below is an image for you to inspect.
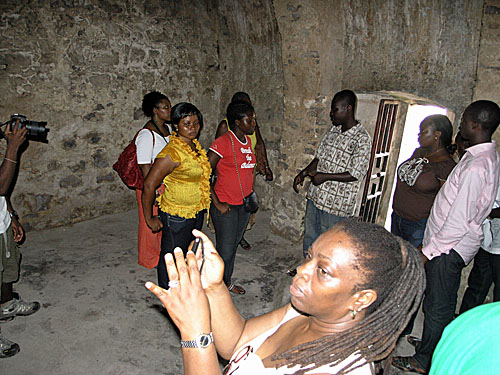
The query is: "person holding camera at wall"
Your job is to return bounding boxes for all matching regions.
[0,119,41,358]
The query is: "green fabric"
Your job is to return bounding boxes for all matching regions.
[430,302,500,375]
[0,225,20,284]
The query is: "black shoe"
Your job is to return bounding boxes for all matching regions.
[406,335,422,348]
[239,237,251,250]
[0,335,20,358]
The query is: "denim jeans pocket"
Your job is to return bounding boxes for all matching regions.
[167,214,187,224]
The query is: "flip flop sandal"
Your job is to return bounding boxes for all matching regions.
[392,356,427,374]
[239,237,251,250]
[406,335,422,348]
[228,283,246,295]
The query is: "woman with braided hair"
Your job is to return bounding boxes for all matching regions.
[145,218,425,375]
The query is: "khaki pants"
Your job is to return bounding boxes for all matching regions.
[0,225,20,286]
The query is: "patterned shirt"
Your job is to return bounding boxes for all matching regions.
[307,122,371,216]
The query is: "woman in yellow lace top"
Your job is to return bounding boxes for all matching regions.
[142,102,211,289]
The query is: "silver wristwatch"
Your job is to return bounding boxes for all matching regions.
[180,332,214,349]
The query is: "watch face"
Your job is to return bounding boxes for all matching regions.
[199,334,211,348]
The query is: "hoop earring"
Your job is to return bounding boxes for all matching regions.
[350,309,356,320]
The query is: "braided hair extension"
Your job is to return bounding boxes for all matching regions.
[273,219,426,375]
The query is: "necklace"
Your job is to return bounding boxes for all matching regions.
[170,132,207,160]
[422,147,445,160]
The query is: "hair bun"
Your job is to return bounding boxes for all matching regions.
[446,143,457,155]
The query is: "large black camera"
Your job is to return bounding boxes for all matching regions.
[9,114,49,143]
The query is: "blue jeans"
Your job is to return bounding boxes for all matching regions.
[210,203,250,286]
[157,210,205,289]
[391,212,428,335]
[391,212,427,248]
[303,199,345,258]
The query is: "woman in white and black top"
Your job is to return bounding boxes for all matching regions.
[135,91,172,269]
[145,219,425,375]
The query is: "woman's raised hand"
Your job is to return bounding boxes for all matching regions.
[145,248,211,337]
[190,229,225,290]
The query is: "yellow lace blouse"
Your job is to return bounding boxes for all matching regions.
[155,134,211,218]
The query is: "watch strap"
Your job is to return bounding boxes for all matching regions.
[180,332,213,349]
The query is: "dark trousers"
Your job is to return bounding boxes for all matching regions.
[210,203,250,286]
[414,249,465,371]
[391,212,428,335]
[157,210,205,289]
[460,247,500,313]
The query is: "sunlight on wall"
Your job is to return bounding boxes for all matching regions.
[384,104,449,230]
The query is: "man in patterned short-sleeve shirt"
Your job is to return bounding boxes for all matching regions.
[293,90,371,257]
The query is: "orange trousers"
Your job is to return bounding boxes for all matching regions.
[135,189,162,269]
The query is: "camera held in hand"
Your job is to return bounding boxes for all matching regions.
[8,114,49,143]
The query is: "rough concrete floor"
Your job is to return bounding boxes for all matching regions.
[1,209,302,374]
[0,208,478,374]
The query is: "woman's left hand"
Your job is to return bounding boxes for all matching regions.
[190,229,225,291]
[146,248,211,337]
[145,215,163,232]
[264,166,273,181]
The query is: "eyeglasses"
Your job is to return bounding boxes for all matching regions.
[223,346,253,375]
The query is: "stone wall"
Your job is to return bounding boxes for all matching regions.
[270,0,487,239]
[342,0,483,116]
[474,0,500,145]
[2,0,499,238]
[0,0,283,230]
[271,0,344,239]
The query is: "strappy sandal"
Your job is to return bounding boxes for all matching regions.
[228,283,246,295]
[239,237,251,250]
[392,356,427,374]
[406,335,422,348]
